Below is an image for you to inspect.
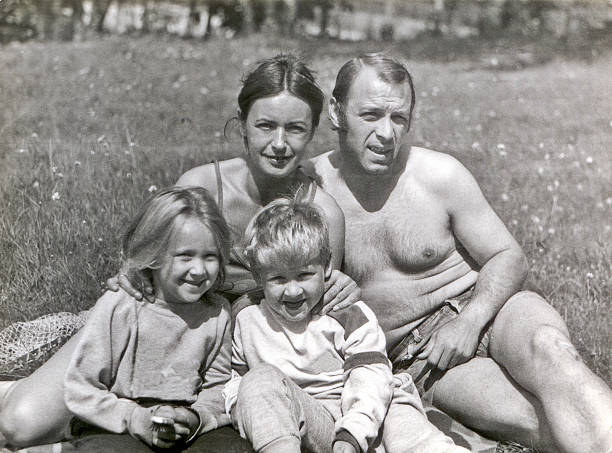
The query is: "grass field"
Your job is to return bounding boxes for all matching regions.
[0,32,610,452]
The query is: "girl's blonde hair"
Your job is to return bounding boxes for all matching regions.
[122,186,230,292]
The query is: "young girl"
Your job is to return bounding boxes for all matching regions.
[63,186,247,451]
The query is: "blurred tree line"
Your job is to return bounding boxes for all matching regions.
[0,0,609,43]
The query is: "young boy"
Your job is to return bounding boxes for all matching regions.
[224,198,469,453]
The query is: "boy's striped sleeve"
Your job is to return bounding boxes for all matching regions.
[329,301,393,452]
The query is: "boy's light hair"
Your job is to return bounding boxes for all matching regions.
[244,197,331,279]
[122,186,231,292]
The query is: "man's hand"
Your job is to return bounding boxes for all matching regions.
[415,315,481,371]
[320,270,361,315]
[105,272,154,302]
[333,440,358,453]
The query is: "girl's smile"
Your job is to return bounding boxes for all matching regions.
[152,216,220,304]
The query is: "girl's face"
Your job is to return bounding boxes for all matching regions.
[152,217,220,304]
[242,91,314,178]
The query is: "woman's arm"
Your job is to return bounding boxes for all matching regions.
[314,190,361,314]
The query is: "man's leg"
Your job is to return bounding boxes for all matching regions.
[233,365,336,453]
[431,357,555,451]
[0,330,83,447]
[488,291,612,453]
[432,291,612,453]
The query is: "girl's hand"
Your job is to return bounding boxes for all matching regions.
[320,270,361,315]
[172,407,201,442]
[105,272,155,302]
[129,405,181,448]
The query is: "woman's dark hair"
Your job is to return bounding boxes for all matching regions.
[237,54,324,128]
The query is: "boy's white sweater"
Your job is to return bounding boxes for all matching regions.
[225,300,393,452]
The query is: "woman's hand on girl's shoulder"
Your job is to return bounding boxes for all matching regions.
[105,272,155,302]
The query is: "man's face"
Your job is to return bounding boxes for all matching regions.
[333,67,412,174]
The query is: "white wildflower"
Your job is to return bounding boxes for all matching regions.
[51,192,60,201]
[148,185,158,193]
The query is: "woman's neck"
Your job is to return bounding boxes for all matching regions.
[245,161,304,205]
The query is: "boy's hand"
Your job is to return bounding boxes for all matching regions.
[172,407,201,441]
[105,272,155,302]
[320,270,361,315]
[128,405,181,448]
[333,440,358,453]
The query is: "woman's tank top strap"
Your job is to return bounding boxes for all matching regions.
[294,166,318,203]
[212,159,224,212]
[305,177,317,202]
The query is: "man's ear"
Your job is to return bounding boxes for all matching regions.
[328,97,342,131]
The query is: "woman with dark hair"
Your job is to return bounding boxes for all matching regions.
[0,54,356,451]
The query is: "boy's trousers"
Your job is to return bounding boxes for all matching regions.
[232,364,469,453]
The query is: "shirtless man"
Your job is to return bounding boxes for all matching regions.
[307,53,612,453]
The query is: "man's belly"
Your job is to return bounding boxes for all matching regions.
[354,250,479,350]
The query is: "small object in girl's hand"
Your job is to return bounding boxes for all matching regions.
[152,416,175,436]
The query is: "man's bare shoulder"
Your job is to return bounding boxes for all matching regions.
[309,150,336,172]
[406,146,474,190]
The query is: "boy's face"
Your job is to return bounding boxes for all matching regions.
[260,260,330,322]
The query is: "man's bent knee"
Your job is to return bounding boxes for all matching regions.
[530,324,581,366]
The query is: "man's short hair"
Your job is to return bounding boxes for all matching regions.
[332,53,416,124]
[244,197,331,279]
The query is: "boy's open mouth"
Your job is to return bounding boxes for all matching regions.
[283,299,306,310]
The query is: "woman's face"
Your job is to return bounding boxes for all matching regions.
[243,91,314,178]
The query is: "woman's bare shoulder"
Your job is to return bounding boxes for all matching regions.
[176,158,245,190]
[313,186,345,226]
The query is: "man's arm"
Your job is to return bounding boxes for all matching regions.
[417,153,527,370]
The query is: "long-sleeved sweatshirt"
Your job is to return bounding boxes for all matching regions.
[225,300,393,452]
[64,289,231,436]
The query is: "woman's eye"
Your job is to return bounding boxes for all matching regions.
[255,122,273,131]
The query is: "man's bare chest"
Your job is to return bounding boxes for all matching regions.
[334,186,455,276]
